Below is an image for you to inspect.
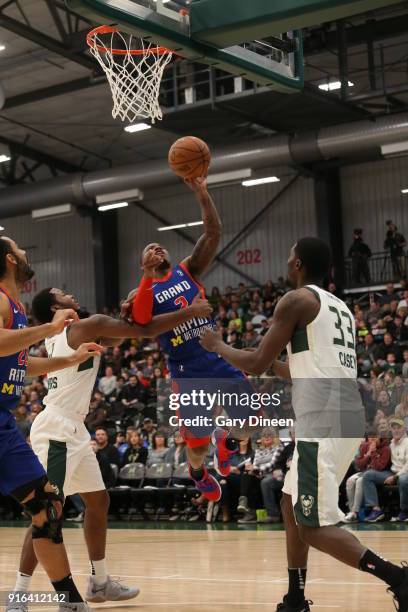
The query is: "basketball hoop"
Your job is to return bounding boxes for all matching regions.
[87,25,173,124]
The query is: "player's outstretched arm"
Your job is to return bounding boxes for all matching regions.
[67,296,213,348]
[0,296,79,357]
[26,343,103,376]
[182,177,222,279]
[200,292,301,376]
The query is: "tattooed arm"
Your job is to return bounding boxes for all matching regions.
[181,177,222,279]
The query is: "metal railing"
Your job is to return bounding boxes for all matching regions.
[344,251,408,288]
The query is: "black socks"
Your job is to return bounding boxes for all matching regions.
[359,549,405,589]
[287,568,307,605]
[52,575,83,603]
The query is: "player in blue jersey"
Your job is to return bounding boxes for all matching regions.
[0,236,107,612]
[130,177,258,502]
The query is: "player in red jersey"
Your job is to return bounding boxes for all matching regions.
[128,178,251,502]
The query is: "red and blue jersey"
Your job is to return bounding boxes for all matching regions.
[152,263,215,362]
[151,263,247,381]
[0,287,28,412]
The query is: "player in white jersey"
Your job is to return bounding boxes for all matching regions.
[200,237,408,612]
[8,276,212,609]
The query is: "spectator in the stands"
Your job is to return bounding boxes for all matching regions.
[94,427,121,467]
[259,432,295,523]
[146,431,168,466]
[122,431,148,466]
[376,332,401,365]
[118,374,147,414]
[384,221,406,280]
[114,431,126,452]
[227,310,243,333]
[363,416,408,522]
[380,282,399,306]
[396,390,408,429]
[402,351,408,379]
[140,417,157,448]
[14,404,31,439]
[375,390,393,417]
[209,287,221,308]
[237,428,286,524]
[122,345,138,370]
[165,431,187,467]
[90,439,116,488]
[344,427,391,523]
[98,366,117,398]
[357,333,377,374]
[348,228,372,285]
[398,290,408,311]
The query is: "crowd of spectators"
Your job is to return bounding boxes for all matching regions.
[2,276,408,524]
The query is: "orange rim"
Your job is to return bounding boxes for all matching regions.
[87,25,172,56]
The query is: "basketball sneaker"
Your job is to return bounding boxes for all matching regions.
[387,564,408,611]
[6,596,28,612]
[58,603,90,612]
[85,576,140,603]
[276,596,313,611]
[189,465,221,502]
[211,428,238,477]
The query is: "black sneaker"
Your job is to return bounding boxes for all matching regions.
[276,596,313,611]
[388,564,408,611]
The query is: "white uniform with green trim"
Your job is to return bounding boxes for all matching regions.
[30,328,104,495]
[282,285,364,527]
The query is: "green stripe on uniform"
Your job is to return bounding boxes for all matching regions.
[290,328,309,353]
[294,441,320,527]
[47,440,67,493]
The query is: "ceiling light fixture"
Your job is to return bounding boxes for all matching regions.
[318,80,354,91]
[242,176,280,187]
[124,123,152,133]
[98,202,129,212]
[158,221,204,231]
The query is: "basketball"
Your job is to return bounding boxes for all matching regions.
[168,136,211,179]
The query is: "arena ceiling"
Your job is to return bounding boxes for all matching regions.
[0,0,408,185]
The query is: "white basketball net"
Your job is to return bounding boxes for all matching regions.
[88,28,173,124]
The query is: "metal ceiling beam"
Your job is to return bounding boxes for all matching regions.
[0,12,95,70]
[4,76,101,109]
[303,12,408,55]
[0,135,81,174]
[135,202,261,286]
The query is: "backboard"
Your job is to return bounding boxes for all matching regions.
[66,0,304,93]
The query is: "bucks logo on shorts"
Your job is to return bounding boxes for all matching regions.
[300,494,315,517]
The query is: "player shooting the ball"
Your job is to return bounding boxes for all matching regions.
[130,172,261,503]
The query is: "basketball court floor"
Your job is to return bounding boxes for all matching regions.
[1,523,407,611]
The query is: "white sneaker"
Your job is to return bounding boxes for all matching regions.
[58,603,90,612]
[86,576,140,603]
[5,596,28,612]
[343,512,358,523]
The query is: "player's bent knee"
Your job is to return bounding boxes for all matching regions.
[82,489,110,513]
[14,476,64,544]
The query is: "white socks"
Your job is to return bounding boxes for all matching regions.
[90,559,108,587]
[14,571,32,592]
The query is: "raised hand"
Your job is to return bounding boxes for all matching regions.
[200,327,223,352]
[71,342,104,364]
[50,309,79,335]
[190,294,213,318]
[184,176,208,193]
